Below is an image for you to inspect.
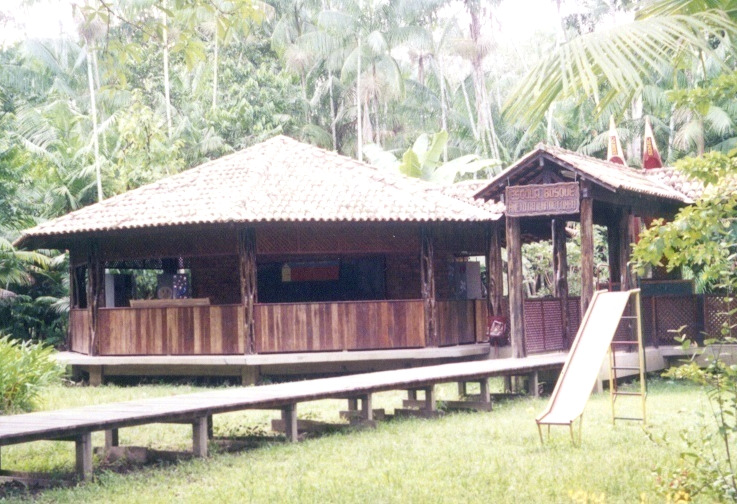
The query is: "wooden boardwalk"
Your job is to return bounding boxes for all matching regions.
[0,353,565,481]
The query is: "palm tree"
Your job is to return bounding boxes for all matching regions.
[504,0,737,128]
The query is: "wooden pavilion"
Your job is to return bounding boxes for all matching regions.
[15,136,505,383]
[474,144,696,360]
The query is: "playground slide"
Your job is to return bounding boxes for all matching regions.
[536,290,632,427]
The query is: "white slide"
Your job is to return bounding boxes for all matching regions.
[536,290,632,428]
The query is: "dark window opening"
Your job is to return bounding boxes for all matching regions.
[257,257,385,303]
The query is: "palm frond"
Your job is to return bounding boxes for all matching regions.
[505,11,737,126]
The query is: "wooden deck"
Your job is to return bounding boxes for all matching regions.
[0,352,565,482]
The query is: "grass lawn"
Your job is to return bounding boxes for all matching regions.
[0,377,711,503]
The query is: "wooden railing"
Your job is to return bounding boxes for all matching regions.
[97,305,243,355]
[436,300,486,346]
[69,309,91,353]
[253,300,426,353]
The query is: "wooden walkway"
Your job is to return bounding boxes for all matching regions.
[0,353,565,481]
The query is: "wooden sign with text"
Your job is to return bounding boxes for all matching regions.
[505,182,580,217]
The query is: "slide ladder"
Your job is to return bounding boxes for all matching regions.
[536,289,645,444]
[609,289,647,424]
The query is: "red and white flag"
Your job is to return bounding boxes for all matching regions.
[606,115,626,165]
[642,116,663,169]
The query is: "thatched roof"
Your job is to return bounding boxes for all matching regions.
[16,136,501,249]
[475,144,694,204]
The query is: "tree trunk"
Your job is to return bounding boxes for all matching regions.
[238,228,257,354]
[552,218,569,345]
[86,240,104,356]
[212,14,218,110]
[329,70,337,150]
[580,187,595,314]
[356,32,363,161]
[421,226,437,347]
[86,42,103,202]
[486,222,504,317]
[506,216,525,358]
[162,0,173,139]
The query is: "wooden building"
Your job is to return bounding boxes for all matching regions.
[474,144,697,360]
[15,136,505,383]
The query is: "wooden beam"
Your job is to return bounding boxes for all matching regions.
[75,432,93,481]
[238,228,257,355]
[506,216,525,358]
[552,218,570,345]
[421,226,437,347]
[86,240,104,356]
[580,188,595,314]
[486,222,504,317]
[192,417,209,457]
[618,210,633,290]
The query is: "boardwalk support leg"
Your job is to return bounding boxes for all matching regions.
[192,417,209,457]
[529,372,540,398]
[360,394,373,422]
[424,386,436,412]
[457,381,467,397]
[104,429,119,450]
[282,404,298,442]
[75,432,93,481]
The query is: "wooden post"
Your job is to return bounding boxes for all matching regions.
[241,366,259,386]
[457,381,467,397]
[238,228,257,355]
[486,222,504,317]
[424,386,436,412]
[75,432,93,481]
[88,366,103,386]
[282,404,298,442]
[105,428,119,449]
[506,216,525,358]
[607,216,621,286]
[192,417,209,457]
[86,240,104,356]
[479,378,491,405]
[552,218,569,345]
[529,371,540,398]
[421,226,437,347]
[580,186,595,315]
[618,209,633,291]
[360,394,373,422]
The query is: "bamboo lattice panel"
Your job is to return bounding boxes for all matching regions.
[704,296,737,339]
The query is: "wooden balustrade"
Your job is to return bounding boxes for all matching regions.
[436,300,479,346]
[69,309,91,353]
[253,300,426,353]
[71,299,495,356]
[97,305,244,355]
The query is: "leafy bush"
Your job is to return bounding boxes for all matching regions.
[0,335,64,413]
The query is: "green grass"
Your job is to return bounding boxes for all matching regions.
[0,378,712,503]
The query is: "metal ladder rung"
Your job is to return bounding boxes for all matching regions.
[611,366,641,371]
[614,416,645,422]
[611,340,638,345]
[612,391,642,396]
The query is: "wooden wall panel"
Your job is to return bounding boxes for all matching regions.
[474,299,488,343]
[69,309,91,354]
[253,300,425,353]
[97,305,242,355]
[255,223,421,255]
[436,300,477,346]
